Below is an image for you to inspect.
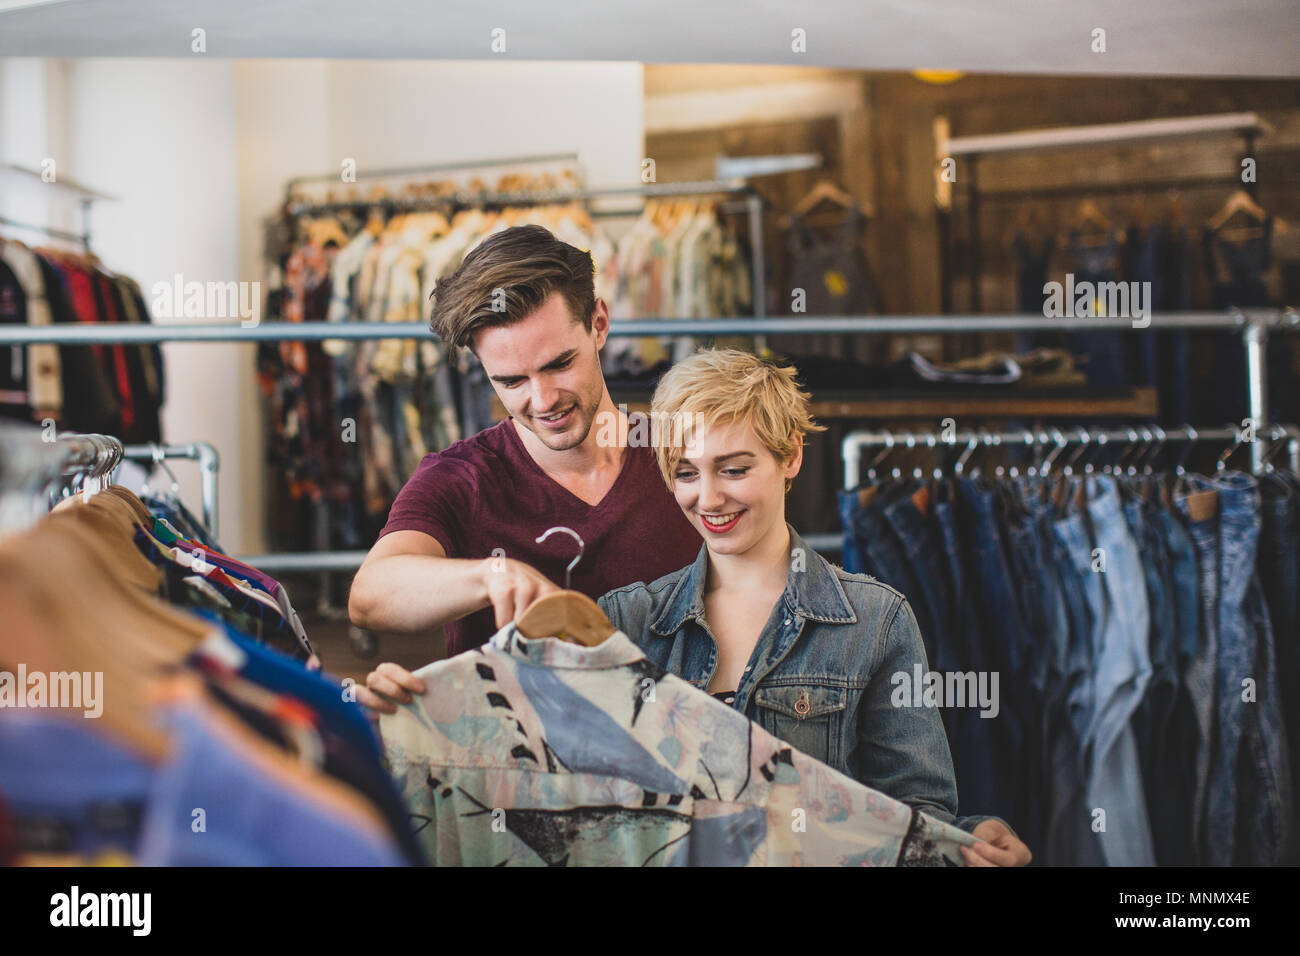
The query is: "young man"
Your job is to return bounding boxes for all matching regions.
[348,224,702,710]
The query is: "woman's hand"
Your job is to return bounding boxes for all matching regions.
[960,820,1032,867]
[357,662,427,715]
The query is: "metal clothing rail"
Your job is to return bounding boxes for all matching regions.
[842,423,1300,489]
[2,309,1294,345]
[116,441,221,537]
[283,152,582,197]
[0,163,116,253]
[6,309,1295,572]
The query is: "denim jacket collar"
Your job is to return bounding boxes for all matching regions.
[649,523,857,637]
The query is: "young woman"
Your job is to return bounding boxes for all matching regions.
[597,349,1030,867]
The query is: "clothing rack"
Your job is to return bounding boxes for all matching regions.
[941,112,1267,312]
[117,441,221,537]
[283,152,582,201]
[4,310,1296,569]
[0,162,117,252]
[283,178,767,320]
[842,423,1300,489]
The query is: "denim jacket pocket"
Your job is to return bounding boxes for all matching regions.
[752,683,848,770]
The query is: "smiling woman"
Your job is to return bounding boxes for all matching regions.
[597,348,1029,863]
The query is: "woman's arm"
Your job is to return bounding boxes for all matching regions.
[855,596,965,822]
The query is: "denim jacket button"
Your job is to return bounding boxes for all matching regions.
[783,619,791,626]
[794,692,811,716]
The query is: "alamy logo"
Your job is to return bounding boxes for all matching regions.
[890,664,999,718]
[1042,273,1151,328]
[150,273,261,327]
[0,666,102,718]
[50,886,151,936]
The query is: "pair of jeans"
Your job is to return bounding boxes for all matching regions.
[1036,489,1106,866]
[925,480,1017,825]
[1144,500,1201,865]
[1258,471,1300,862]
[1125,491,1182,865]
[1082,476,1156,866]
[1179,470,1291,864]
[955,478,1029,834]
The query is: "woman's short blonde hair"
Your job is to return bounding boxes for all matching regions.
[649,348,825,491]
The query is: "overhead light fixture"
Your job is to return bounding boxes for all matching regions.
[912,70,964,85]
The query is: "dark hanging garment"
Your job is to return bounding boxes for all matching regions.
[39,255,120,435]
[0,258,31,421]
[1061,228,1132,388]
[773,208,878,363]
[1201,215,1284,423]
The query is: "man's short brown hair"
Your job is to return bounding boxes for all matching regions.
[429,224,596,351]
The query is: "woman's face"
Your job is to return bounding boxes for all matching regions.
[670,420,802,557]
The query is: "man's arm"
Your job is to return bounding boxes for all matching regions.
[349,530,564,635]
[347,530,489,634]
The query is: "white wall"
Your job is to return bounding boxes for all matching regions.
[4,56,645,555]
[68,58,246,547]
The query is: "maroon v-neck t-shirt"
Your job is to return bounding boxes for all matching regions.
[378,417,704,656]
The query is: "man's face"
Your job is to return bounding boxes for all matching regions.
[472,291,609,452]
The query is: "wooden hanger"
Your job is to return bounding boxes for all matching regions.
[514,525,614,646]
[782,179,872,228]
[1161,189,1185,227]
[1073,199,1112,233]
[1207,189,1268,232]
[515,590,615,646]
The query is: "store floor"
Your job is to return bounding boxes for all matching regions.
[300,610,447,685]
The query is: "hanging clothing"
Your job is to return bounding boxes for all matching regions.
[771,208,877,364]
[0,241,163,441]
[0,683,405,866]
[1061,228,1133,389]
[840,463,1295,867]
[0,477,422,865]
[380,622,980,866]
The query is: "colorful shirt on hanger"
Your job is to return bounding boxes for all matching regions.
[380,623,980,866]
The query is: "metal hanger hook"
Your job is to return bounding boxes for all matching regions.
[536,526,585,590]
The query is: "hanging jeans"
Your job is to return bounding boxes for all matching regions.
[1081,477,1155,866]
[955,478,1029,835]
[1179,470,1292,865]
[1144,502,1202,865]
[1258,472,1300,863]
[1036,491,1107,866]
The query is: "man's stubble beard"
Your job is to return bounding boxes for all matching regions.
[522,390,601,451]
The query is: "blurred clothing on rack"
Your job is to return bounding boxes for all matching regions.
[0,238,162,442]
[769,207,878,365]
[260,196,753,554]
[0,472,421,866]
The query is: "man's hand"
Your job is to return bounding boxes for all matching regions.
[960,820,1032,867]
[357,662,426,715]
[482,555,560,629]
[356,557,559,716]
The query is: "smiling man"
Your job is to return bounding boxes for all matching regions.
[347,224,702,692]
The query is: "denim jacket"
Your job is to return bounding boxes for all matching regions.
[597,524,1011,837]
